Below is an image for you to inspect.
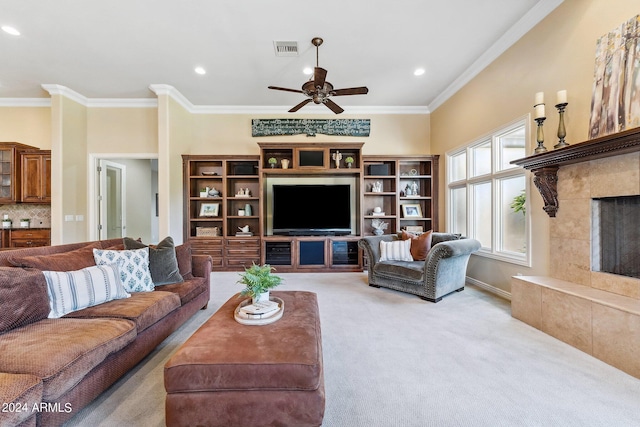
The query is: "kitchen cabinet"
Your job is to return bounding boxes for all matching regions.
[21,150,51,203]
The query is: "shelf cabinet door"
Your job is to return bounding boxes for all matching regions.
[21,151,51,203]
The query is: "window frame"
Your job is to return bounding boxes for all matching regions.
[446,117,531,267]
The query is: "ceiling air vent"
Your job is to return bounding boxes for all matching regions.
[273,41,298,57]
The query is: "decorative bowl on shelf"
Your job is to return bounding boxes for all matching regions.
[201,171,217,176]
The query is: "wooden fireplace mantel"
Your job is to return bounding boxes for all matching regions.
[511,127,640,217]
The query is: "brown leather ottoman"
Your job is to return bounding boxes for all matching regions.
[164,291,325,427]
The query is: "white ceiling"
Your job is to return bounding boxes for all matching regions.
[0,0,563,113]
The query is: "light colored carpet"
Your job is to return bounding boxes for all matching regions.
[65,272,640,426]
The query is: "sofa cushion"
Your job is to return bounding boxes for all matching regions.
[379,238,413,262]
[158,277,207,305]
[8,242,102,271]
[0,373,42,427]
[93,248,154,292]
[0,268,51,333]
[123,236,184,286]
[401,230,433,261]
[0,318,136,401]
[63,291,180,333]
[374,260,425,282]
[43,263,131,318]
[175,242,193,280]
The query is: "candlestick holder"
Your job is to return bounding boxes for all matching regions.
[554,102,569,149]
[534,117,547,154]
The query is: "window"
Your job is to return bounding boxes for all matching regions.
[446,119,530,265]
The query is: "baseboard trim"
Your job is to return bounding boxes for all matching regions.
[466,276,511,301]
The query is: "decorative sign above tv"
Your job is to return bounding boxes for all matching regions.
[251,119,370,137]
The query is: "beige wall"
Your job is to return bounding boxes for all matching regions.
[87,108,158,153]
[430,0,640,293]
[59,97,88,244]
[0,107,51,149]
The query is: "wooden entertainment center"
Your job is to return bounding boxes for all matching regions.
[183,143,438,271]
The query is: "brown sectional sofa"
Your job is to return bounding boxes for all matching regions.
[0,238,211,427]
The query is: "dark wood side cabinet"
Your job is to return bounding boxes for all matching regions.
[9,229,51,248]
[21,150,51,203]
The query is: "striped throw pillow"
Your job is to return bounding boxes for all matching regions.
[379,239,413,262]
[43,263,131,318]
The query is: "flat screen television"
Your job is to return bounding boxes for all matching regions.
[272,184,351,235]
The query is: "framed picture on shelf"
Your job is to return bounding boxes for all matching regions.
[199,202,220,217]
[404,225,424,233]
[401,203,423,218]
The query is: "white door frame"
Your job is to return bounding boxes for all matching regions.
[99,160,126,240]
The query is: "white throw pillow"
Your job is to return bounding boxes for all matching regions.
[379,239,413,262]
[93,247,154,292]
[43,263,131,318]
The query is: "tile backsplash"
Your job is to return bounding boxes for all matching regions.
[0,204,51,227]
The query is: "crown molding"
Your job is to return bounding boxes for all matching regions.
[148,84,429,115]
[428,0,564,111]
[2,84,428,114]
[0,98,51,107]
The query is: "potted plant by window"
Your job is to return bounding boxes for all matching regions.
[268,157,277,168]
[238,263,283,303]
[345,156,355,168]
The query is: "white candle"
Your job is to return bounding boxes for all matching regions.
[534,104,546,119]
[535,92,544,105]
[557,90,567,104]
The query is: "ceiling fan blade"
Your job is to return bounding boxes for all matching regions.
[314,67,327,89]
[268,86,305,94]
[288,98,312,112]
[324,99,344,114]
[332,87,369,96]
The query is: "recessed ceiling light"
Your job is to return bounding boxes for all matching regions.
[303,67,313,75]
[194,66,206,75]
[1,26,20,36]
[414,68,425,76]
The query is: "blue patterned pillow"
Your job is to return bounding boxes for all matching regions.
[93,248,154,292]
[43,263,131,318]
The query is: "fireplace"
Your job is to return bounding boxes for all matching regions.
[592,195,640,279]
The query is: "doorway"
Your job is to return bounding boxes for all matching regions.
[99,160,126,239]
[91,156,158,243]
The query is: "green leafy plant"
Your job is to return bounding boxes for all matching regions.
[345,156,354,164]
[238,263,282,299]
[268,157,277,164]
[511,191,526,215]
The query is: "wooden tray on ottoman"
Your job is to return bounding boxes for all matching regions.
[164,291,324,427]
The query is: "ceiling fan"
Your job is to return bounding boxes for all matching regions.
[268,37,369,114]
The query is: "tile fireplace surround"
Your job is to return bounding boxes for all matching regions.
[511,128,640,380]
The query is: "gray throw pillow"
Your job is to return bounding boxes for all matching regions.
[123,236,184,286]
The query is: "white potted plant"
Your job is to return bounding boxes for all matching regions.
[1,218,11,229]
[371,218,389,236]
[238,263,283,303]
[345,156,355,168]
[19,218,30,228]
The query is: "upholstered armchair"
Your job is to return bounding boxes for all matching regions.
[358,233,481,302]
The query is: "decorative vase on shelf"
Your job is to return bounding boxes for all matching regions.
[244,203,252,216]
[281,159,290,169]
[373,229,384,236]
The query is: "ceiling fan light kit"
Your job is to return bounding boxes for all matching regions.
[268,37,368,114]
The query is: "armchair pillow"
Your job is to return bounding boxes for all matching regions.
[43,263,131,318]
[123,236,184,286]
[401,230,433,261]
[379,239,413,262]
[93,248,154,292]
